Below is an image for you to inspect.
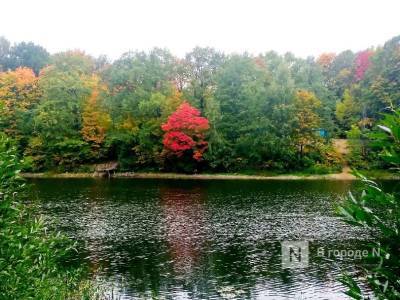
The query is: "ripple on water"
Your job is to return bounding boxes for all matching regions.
[32,178,373,299]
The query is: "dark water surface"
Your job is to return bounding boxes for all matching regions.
[30,179,387,299]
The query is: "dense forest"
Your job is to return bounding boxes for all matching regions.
[1,35,399,173]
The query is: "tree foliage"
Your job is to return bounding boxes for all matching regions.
[161,102,209,162]
[0,35,399,172]
[292,90,322,158]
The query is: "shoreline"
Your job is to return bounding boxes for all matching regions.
[20,171,365,180]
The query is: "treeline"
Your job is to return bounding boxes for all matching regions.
[0,35,399,173]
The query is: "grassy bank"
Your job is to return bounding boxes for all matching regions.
[21,171,357,180]
[21,169,400,180]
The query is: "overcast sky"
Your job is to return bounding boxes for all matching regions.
[1,0,399,59]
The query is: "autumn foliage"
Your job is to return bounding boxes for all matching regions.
[0,35,399,174]
[161,102,209,161]
[317,52,336,68]
[81,75,111,148]
[354,50,373,81]
[293,90,322,157]
[0,67,39,137]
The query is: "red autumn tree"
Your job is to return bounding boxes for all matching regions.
[161,102,209,161]
[354,50,373,81]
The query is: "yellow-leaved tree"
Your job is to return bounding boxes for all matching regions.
[0,67,40,140]
[81,75,111,158]
[293,90,322,158]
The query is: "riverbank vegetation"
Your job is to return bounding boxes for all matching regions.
[1,35,399,174]
[339,108,400,299]
[0,134,97,299]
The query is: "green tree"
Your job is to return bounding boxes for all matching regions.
[185,47,225,114]
[31,51,94,169]
[335,89,361,130]
[0,36,10,71]
[7,41,49,74]
[212,55,270,169]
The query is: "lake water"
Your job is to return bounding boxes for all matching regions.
[30,178,383,299]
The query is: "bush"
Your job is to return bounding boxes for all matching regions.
[0,134,93,299]
[338,176,400,299]
[305,163,334,174]
[338,109,400,299]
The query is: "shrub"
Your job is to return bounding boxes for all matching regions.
[0,134,93,299]
[338,109,400,299]
[338,176,400,299]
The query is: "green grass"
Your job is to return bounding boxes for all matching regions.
[357,169,400,179]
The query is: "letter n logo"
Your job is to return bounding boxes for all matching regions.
[281,241,309,269]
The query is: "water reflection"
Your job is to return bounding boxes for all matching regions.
[160,186,207,277]
[31,179,379,299]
